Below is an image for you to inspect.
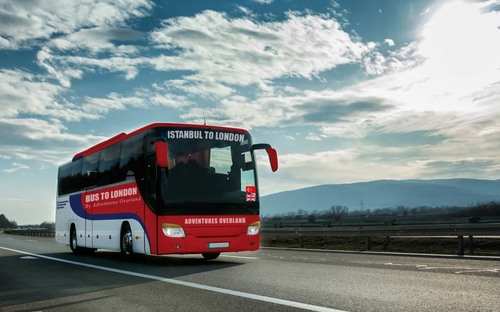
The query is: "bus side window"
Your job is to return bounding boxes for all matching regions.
[57,163,71,195]
[82,152,100,188]
[69,158,83,193]
[119,134,145,180]
[98,144,122,186]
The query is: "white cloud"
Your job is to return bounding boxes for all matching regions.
[7,6,384,101]
[384,38,395,46]
[0,68,136,123]
[258,147,423,193]
[262,131,500,193]
[36,49,147,87]
[237,6,253,15]
[194,1,500,132]
[0,0,153,50]
[148,93,192,109]
[2,162,29,174]
[48,27,144,55]
[181,87,392,130]
[81,93,146,116]
[165,78,234,98]
[0,69,67,119]
[363,51,388,75]
[150,10,376,87]
[0,117,105,150]
[2,1,153,86]
[36,49,84,88]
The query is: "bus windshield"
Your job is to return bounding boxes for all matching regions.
[156,128,258,216]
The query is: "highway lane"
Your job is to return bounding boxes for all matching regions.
[1,233,499,312]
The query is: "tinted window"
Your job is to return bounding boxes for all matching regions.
[119,134,144,178]
[68,158,83,194]
[99,144,122,185]
[57,163,71,195]
[81,152,100,188]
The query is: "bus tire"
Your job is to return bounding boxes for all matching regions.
[70,225,95,255]
[202,252,220,260]
[70,225,81,255]
[120,223,133,257]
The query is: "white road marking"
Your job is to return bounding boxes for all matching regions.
[384,261,500,274]
[455,269,500,274]
[20,256,39,260]
[0,246,346,312]
[220,254,259,260]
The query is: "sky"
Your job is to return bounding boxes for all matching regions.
[0,0,499,224]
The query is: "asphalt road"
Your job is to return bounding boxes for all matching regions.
[1,232,499,312]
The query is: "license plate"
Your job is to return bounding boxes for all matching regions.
[208,242,229,249]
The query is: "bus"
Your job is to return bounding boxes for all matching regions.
[55,123,278,260]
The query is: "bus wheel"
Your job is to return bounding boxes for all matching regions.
[70,226,94,255]
[70,226,79,254]
[202,252,220,260]
[120,224,133,257]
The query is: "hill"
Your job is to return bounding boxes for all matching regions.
[260,179,500,216]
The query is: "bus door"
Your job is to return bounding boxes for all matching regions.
[84,189,93,248]
[81,154,99,249]
[145,153,159,254]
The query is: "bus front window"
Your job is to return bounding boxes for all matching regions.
[157,133,258,216]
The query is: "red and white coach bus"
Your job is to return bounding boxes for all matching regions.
[55,123,278,260]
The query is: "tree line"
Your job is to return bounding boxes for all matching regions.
[263,201,500,223]
[0,214,55,230]
[0,214,17,229]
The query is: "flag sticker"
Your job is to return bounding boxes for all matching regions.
[246,186,256,193]
[246,186,256,201]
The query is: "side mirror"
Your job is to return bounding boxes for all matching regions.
[265,147,278,172]
[152,139,168,168]
[251,144,278,172]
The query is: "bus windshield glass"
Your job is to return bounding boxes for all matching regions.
[156,127,258,216]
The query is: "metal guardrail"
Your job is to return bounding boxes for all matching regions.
[263,223,500,237]
[262,223,500,256]
[5,229,55,237]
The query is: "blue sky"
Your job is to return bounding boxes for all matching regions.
[1,0,499,224]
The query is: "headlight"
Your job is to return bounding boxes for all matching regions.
[162,223,185,238]
[247,221,260,235]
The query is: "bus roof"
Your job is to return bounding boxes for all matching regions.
[72,123,249,161]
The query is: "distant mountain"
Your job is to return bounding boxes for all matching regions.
[260,179,500,216]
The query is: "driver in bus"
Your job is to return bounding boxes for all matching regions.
[167,153,208,199]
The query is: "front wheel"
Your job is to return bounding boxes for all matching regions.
[202,252,220,261]
[120,224,133,257]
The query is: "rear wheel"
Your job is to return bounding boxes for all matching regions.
[120,223,133,257]
[70,226,95,255]
[70,226,79,254]
[202,252,220,260]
